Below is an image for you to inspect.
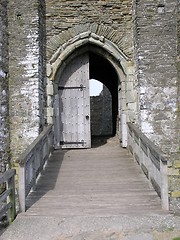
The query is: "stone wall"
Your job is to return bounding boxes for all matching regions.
[134,0,178,153]
[38,0,46,131]
[7,0,46,162]
[91,86,112,136]
[134,0,180,212]
[46,0,133,60]
[169,0,180,213]
[0,0,9,172]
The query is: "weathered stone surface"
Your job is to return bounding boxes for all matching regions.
[134,0,179,154]
[134,0,180,212]
[46,0,133,60]
[174,161,180,169]
[0,0,9,172]
[168,168,180,176]
[7,0,46,162]
[171,191,180,198]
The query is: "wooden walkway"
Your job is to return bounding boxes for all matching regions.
[24,137,164,217]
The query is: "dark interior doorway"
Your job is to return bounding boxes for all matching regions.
[89,52,119,145]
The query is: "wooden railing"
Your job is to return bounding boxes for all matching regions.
[127,122,169,210]
[0,169,16,223]
[18,124,53,212]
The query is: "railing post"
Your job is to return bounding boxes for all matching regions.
[7,169,16,223]
[32,153,37,192]
[121,113,127,147]
[160,160,169,210]
[18,165,26,212]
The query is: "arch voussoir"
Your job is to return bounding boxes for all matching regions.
[47,23,133,63]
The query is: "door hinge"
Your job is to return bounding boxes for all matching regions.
[58,84,86,91]
[60,140,85,145]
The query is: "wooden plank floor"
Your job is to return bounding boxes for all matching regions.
[25,137,164,217]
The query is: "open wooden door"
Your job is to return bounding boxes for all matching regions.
[54,53,91,149]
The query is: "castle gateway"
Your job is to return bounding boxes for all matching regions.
[0,0,179,213]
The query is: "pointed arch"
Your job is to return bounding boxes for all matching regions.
[46,24,133,80]
[46,24,137,148]
[47,23,133,61]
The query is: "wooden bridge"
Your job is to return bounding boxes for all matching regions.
[0,123,169,228]
[24,140,163,217]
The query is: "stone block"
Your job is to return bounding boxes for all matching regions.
[171,191,180,198]
[126,91,136,103]
[47,116,53,124]
[121,82,126,91]
[121,100,126,111]
[46,84,53,96]
[126,82,134,91]
[46,107,53,117]
[168,168,180,176]
[126,65,135,75]
[128,110,137,122]
[173,161,180,169]
[46,63,52,77]
[127,102,136,111]
[121,91,126,99]
[47,96,53,107]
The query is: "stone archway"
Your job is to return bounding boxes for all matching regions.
[46,24,137,148]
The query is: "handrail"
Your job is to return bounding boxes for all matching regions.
[128,123,168,163]
[127,122,169,210]
[18,124,54,212]
[0,169,16,223]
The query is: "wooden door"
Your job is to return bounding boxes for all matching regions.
[54,53,91,149]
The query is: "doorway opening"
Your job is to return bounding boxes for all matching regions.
[89,52,119,147]
[90,80,113,147]
[54,48,120,149]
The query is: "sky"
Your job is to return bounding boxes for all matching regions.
[89,79,103,96]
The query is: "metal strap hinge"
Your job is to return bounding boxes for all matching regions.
[58,84,86,91]
[60,140,85,145]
